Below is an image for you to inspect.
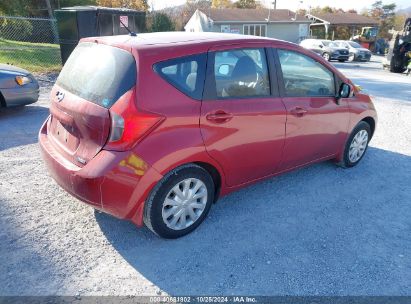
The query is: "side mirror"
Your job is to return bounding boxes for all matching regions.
[336,83,352,103]
[319,44,323,48]
[218,64,230,76]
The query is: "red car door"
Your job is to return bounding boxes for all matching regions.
[273,48,350,170]
[200,45,287,187]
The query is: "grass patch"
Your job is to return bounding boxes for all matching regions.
[0,39,62,73]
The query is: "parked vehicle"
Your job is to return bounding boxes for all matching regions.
[39,33,377,238]
[333,40,372,62]
[0,64,39,107]
[299,39,349,62]
[351,26,379,52]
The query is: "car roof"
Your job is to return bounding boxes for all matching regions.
[82,32,293,51]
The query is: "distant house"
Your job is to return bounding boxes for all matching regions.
[306,13,379,39]
[184,8,312,43]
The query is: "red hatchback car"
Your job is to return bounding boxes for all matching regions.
[39,32,377,238]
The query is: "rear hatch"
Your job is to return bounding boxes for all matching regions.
[48,41,136,167]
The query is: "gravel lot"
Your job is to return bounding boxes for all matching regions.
[0,57,410,296]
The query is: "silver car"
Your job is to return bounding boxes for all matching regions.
[0,64,39,107]
[299,39,349,62]
[333,41,372,62]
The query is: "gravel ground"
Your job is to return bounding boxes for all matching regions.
[0,57,410,296]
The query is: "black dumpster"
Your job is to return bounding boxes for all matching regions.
[55,6,146,64]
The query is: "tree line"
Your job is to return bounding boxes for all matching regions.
[0,0,409,38]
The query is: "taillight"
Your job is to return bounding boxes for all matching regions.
[104,90,164,151]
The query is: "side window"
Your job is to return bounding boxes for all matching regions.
[213,48,270,98]
[154,53,206,100]
[278,49,335,97]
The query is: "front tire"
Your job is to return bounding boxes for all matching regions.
[144,164,215,239]
[339,121,371,168]
[322,53,331,61]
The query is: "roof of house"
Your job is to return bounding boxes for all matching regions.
[200,8,310,23]
[307,13,379,26]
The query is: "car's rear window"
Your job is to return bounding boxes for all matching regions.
[56,42,136,108]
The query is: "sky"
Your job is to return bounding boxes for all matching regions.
[148,0,411,12]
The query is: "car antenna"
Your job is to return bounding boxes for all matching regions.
[119,19,137,36]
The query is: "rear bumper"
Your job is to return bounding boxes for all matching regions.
[39,117,163,226]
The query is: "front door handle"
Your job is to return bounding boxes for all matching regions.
[206,111,233,123]
[290,107,307,117]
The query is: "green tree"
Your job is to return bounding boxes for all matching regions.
[0,18,33,40]
[148,12,175,32]
[211,0,232,8]
[0,0,97,16]
[96,0,149,11]
[394,14,407,31]
[0,0,30,15]
[234,0,257,9]
[333,26,351,40]
[59,0,97,7]
[320,6,334,13]
[368,1,396,38]
[310,6,336,15]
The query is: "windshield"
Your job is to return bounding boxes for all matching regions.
[56,42,136,108]
[329,42,340,48]
[348,41,362,48]
[321,40,331,46]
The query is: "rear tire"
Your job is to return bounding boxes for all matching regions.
[143,164,215,239]
[338,121,371,168]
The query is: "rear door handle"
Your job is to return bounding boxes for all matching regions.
[206,111,233,123]
[290,107,307,117]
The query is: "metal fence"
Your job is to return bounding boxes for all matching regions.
[0,15,62,72]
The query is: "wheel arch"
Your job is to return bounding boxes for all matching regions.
[335,115,376,163]
[155,159,224,203]
[361,116,376,138]
[0,91,6,108]
[193,161,222,203]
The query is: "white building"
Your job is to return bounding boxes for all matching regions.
[184,8,311,43]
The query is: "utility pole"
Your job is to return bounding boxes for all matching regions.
[267,1,276,23]
[45,0,53,18]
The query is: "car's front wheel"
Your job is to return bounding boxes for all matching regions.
[339,121,371,168]
[144,164,215,238]
[322,53,331,61]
